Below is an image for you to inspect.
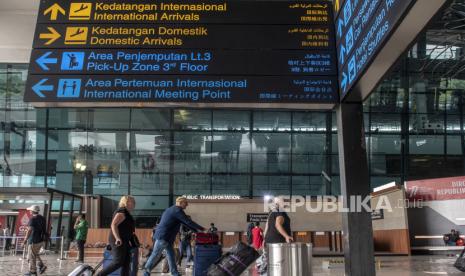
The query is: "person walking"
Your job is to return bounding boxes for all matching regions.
[73,214,89,263]
[177,216,194,268]
[3,225,11,250]
[97,196,139,276]
[208,223,218,234]
[246,222,254,245]
[144,197,205,276]
[23,205,47,276]
[251,222,264,250]
[264,197,293,245]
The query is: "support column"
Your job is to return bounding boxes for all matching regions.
[336,103,375,276]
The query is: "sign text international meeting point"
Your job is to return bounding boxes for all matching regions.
[25,0,338,109]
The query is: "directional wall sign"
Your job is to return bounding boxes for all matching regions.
[26,0,339,108]
[30,49,336,76]
[38,1,331,25]
[335,0,415,99]
[33,24,333,50]
[25,75,337,103]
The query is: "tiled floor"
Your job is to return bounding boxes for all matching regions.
[0,253,463,275]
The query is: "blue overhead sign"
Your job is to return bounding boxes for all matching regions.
[25,0,339,108]
[336,0,415,99]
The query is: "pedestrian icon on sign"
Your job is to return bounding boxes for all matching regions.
[57,79,81,98]
[61,52,85,70]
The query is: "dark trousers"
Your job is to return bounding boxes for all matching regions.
[77,240,85,262]
[97,243,130,276]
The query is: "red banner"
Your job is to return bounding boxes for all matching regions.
[15,209,32,237]
[405,176,465,202]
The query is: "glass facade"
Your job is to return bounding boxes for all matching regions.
[0,1,464,219]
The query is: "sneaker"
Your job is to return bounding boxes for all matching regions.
[38,265,47,274]
[24,272,37,276]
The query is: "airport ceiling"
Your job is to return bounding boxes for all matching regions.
[0,0,38,12]
[408,0,465,81]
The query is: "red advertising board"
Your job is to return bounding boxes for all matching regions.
[405,176,465,202]
[15,209,32,236]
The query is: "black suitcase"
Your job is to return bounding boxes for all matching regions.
[207,242,259,276]
[454,248,465,272]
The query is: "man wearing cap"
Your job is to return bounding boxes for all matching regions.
[24,205,47,275]
[144,197,205,276]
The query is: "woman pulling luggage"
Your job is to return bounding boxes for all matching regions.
[97,195,139,276]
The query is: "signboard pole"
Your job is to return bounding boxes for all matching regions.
[336,103,375,276]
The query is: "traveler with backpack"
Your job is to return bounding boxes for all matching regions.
[23,205,47,276]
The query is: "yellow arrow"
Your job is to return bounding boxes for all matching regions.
[39,27,61,45]
[44,3,65,20]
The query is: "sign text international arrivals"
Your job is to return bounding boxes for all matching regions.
[25,0,339,107]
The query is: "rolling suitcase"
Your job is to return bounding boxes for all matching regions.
[102,246,139,276]
[195,233,219,245]
[194,244,222,276]
[67,259,103,276]
[207,242,259,276]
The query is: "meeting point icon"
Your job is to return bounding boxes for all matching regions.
[57,79,82,98]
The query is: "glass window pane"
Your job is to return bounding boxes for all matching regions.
[131,131,169,151]
[48,109,88,129]
[10,110,38,128]
[88,132,130,152]
[10,130,37,151]
[213,110,250,131]
[212,175,249,196]
[92,173,129,195]
[130,173,169,195]
[409,113,444,133]
[370,113,401,133]
[293,134,326,154]
[253,176,290,196]
[331,176,340,196]
[253,111,291,131]
[252,133,290,173]
[447,136,462,155]
[292,176,326,196]
[369,135,401,154]
[132,195,170,211]
[331,134,338,154]
[446,115,461,133]
[173,132,211,173]
[174,174,210,195]
[292,154,325,174]
[211,132,250,173]
[131,151,170,174]
[292,112,326,132]
[409,135,444,154]
[47,130,87,151]
[131,109,170,130]
[174,109,211,130]
[89,109,130,129]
